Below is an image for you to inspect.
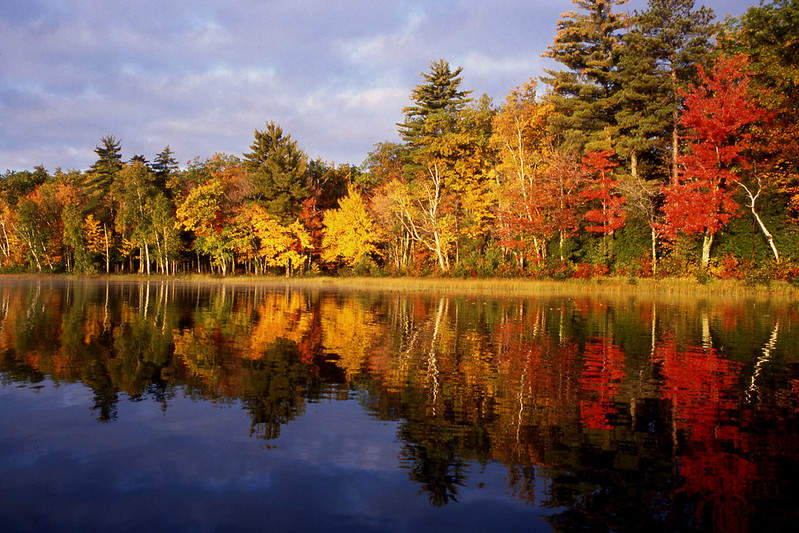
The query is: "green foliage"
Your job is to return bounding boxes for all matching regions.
[542,0,629,151]
[87,135,123,196]
[615,0,717,179]
[612,218,652,272]
[397,59,473,153]
[243,121,309,224]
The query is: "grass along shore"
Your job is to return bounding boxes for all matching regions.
[6,273,797,301]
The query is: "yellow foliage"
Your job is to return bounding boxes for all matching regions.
[322,187,381,266]
[246,292,313,359]
[248,204,311,269]
[83,214,105,253]
[320,295,384,378]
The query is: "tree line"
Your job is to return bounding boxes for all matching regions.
[2,0,798,280]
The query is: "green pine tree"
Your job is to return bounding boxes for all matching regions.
[243,121,309,225]
[397,59,472,153]
[615,0,716,182]
[541,0,629,152]
[87,135,123,196]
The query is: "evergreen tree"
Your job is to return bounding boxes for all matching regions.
[243,121,309,224]
[542,0,629,152]
[87,135,122,195]
[129,154,150,167]
[153,145,179,191]
[397,59,472,153]
[615,0,716,181]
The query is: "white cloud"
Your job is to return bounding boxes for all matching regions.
[0,0,761,172]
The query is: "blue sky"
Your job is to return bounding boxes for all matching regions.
[1,0,759,173]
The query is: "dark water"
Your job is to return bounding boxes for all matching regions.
[1,278,798,532]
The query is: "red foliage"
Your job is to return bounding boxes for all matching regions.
[653,336,756,532]
[660,55,768,240]
[580,150,626,234]
[579,338,626,430]
[571,262,609,279]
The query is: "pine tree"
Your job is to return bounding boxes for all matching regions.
[152,145,179,192]
[615,0,717,182]
[87,135,122,195]
[397,59,472,153]
[541,0,629,152]
[243,121,309,224]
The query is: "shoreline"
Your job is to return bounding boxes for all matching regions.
[2,273,797,301]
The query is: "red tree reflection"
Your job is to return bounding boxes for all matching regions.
[579,338,626,430]
[654,336,753,533]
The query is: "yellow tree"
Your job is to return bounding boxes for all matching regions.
[321,186,382,267]
[0,197,17,266]
[175,155,250,275]
[249,204,312,276]
[491,79,554,264]
[175,178,231,274]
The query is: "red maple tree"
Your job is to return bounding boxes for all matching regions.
[660,55,768,266]
[581,150,626,234]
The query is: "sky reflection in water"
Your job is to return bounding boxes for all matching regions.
[1,278,798,532]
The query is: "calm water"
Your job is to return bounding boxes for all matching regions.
[1,278,798,532]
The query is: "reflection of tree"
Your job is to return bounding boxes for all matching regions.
[399,424,469,506]
[654,335,753,532]
[84,359,119,422]
[2,280,799,528]
[579,338,625,430]
[240,338,310,440]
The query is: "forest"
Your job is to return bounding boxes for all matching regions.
[1,0,798,281]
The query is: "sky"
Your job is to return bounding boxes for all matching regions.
[1,0,760,173]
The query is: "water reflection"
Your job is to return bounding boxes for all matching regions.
[1,277,798,531]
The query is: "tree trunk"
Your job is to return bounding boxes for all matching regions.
[103,223,111,274]
[651,227,658,276]
[701,231,713,269]
[751,207,780,263]
[741,181,781,263]
[671,68,680,183]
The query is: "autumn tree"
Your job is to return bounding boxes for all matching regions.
[580,150,625,264]
[246,204,312,276]
[392,60,476,273]
[54,170,94,273]
[113,162,158,273]
[661,55,771,267]
[363,142,414,271]
[491,79,554,265]
[301,159,351,268]
[12,184,62,271]
[547,149,586,263]
[321,186,382,268]
[175,157,241,275]
[721,0,799,223]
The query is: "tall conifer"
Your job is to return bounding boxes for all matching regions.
[615,0,716,182]
[542,0,629,152]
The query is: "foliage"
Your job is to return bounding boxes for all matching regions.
[322,187,382,268]
[542,0,629,151]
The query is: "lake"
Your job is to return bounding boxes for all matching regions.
[1,277,798,532]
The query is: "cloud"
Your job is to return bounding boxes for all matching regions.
[1,0,760,172]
